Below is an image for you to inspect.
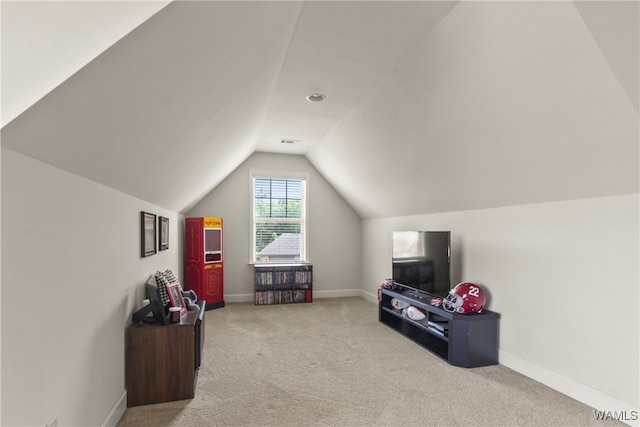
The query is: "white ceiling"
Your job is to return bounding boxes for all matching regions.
[2,1,638,217]
[1,0,171,127]
[254,1,459,154]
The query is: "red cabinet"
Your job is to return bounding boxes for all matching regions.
[185,217,225,310]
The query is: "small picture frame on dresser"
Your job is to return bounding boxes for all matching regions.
[167,283,187,315]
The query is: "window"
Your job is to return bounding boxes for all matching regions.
[251,173,307,263]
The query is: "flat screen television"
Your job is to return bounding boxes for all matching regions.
[392,231,451,298]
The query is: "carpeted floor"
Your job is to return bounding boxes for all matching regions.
[117,297,621,426]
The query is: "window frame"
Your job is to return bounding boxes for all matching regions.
[249,170,309,264]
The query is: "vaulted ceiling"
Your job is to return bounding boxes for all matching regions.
[2,1,638,218]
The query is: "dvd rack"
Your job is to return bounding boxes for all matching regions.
[254,264,312,305]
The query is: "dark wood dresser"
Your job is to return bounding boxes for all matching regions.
[125,308,204,407]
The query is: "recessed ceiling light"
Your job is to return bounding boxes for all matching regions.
[306,93,326,103]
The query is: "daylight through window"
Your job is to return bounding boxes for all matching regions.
[252,176,307,263]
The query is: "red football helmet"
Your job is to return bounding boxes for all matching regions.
[443,282,486,314]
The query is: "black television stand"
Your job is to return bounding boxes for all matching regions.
[379,287,500,368]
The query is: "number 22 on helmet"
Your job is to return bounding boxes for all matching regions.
[442,282,486,314]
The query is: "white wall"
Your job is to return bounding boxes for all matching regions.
[186,152,362,302]
[361,194,639,415]
[308,2,639,417]
[1,148,183,426]
[0,141,3,422]
[308,1,638,219]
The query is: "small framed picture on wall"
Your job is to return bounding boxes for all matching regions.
[159,216,169,251]
[141,211,157,257]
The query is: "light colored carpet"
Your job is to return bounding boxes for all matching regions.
[117,297,619,426]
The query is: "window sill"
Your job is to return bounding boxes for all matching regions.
[250,262,311,267]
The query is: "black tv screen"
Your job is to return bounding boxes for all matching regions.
[392,231,451,298]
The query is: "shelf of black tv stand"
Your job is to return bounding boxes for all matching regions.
[378,287,500,368]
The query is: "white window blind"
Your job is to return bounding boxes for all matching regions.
[251,175,307,263]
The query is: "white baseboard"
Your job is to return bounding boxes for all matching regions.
[102,390,127,427]
[224,293,255,303]
[500,352,639,427]
[358,289,379,304]
[313,289,362,299]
